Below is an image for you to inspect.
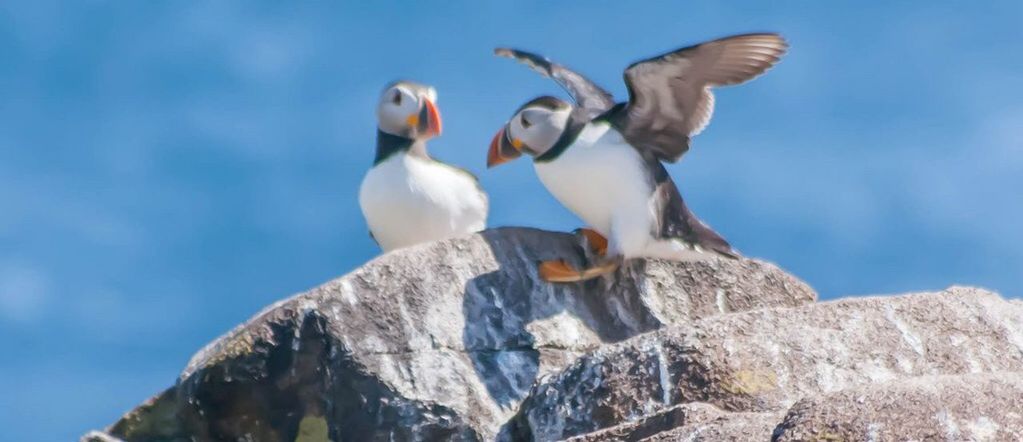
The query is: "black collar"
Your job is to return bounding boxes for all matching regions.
[374,130,414,166]
[535,109,590,163]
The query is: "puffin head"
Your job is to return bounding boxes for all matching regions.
[376,80,442,140]
[488,96,573,167]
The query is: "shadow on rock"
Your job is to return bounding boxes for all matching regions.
[462,228,663,408]
[87,227,818,441]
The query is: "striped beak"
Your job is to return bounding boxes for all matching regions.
[408,98,442,138]
[487,127,523,168]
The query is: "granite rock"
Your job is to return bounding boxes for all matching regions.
[773,373,1023,441]
[84,228,814,441]
[507,287,1023,440]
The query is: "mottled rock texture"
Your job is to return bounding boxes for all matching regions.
[82,229,1023,441]
[773,373,1023,441]
[564,403,780,442]
[507,287,1023,440]
[83,228,814,441]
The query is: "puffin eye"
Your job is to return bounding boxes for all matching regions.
[392,90,402,105]
[520,114,532,129]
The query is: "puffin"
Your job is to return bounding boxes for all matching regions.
[360,80,488,252]
[487,33,788,282]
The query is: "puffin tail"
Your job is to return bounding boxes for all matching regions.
[647,156,740,259]
[692,219,740,259]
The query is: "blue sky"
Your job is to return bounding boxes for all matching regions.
[1,2,1021,440]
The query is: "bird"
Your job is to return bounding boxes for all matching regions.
[487,33,788,282]
[359,80,488,253]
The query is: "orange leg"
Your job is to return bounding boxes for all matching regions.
[537,228,618,283]
[538,258,620,283]
[575,228,608,256]
[538,260,584,283]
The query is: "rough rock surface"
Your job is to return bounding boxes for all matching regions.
[565,403,780,441]
[83,228,815,441]
[773,373,1023,441]
[505,287,1023,440]
[83,228,1023,442]
[643,411,780,441]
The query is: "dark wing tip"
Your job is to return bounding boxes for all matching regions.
[496,47,616,115]
[493,47,554,77]
[622,32,789,75]
[727,32,790,55]
[493,47,543,62]
[735,31,785,38]
[704,32,790,86]
[726,32,787,42]
[734,32,789,50]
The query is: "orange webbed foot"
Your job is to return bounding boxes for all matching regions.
[575,228,608,256]
[538,259,585,283]
[538,258,621,283]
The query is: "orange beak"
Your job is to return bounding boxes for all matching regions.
[487,127,523,168]
[420,98,442,138]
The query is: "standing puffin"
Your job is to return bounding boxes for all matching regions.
[360,81,488,252]
[487,33,787,282]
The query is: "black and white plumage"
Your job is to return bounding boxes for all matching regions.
[488,34,787,274]
[495,33,787,163]
[359,81,488,253]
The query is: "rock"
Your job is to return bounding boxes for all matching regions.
[773,372,1023,441]
[507,287,1023,440]
[80,431,124,442]
[84,226,1023,442]
[639,410,779,441]
[87,228,815,441]
[564,403,779,441]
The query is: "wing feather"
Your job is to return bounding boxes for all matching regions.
[494,47,616,117]
[617,33,788,162]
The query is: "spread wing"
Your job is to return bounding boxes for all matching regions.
[616,33,788,163]
[494,47,616,117]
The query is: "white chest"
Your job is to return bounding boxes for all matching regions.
[359,153,488,252]
[533,124,655,255]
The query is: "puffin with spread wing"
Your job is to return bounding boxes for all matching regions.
[487,33,787,282]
